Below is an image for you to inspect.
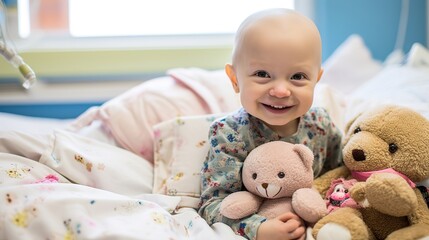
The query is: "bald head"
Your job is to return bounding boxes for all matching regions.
[224,8,324,133]
[231,8,322,66]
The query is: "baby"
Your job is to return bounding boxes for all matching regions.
[199,8,343,240]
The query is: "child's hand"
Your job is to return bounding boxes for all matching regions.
[256,212,305,240]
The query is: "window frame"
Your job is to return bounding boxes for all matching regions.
[8,0,303,51]
[0,0,314,85]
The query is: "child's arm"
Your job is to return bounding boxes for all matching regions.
[256,212,306,240]
[199,120,266,239]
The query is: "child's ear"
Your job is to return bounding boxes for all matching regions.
[225,64,240,93]
[317,68,324,82]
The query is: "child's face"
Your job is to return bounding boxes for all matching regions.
[226,13,322,136]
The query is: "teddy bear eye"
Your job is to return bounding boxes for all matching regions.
[389,143,398,153]
[353,127,361,134]
[252,173,257,180]
[277,172,285,178]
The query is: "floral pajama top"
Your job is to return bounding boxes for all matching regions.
[198,107,343,240]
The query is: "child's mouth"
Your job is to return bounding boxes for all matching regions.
[263,104,292,113]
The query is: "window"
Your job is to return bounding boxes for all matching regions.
[1,0,307,87]
[68,0,294,37]
[15,0,295,49]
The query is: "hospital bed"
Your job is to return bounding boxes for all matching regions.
[1,35,429,239]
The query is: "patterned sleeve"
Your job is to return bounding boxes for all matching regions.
[198,119,266,240]
[320,109,343,175]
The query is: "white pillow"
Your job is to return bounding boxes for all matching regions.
[312,83,348,133]
[406,42,429,68]
[346,64,429,123]
[152,113,225,209]
[321,34,383,95]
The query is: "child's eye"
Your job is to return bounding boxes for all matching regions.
[254,71,270,78]
[291,73,306,80]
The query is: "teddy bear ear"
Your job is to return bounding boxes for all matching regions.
[293,144,314,170]
[344,111,363,134]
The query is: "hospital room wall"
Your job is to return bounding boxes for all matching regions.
[314,0,427,62]
[0,0,427,119]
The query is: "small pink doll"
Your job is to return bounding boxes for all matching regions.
[325,178,360,213]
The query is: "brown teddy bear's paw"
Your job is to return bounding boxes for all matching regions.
[365,173,417,216]
[316,223,352,240]
[386,223,429,240]
[313,208,370,240]
[350,182,367,204]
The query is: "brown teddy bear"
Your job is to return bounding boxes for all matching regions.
[219,141,327,223]
[312,105,429,240]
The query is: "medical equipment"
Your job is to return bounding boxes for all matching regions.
[0,0,36,89]
[0,40,36,89]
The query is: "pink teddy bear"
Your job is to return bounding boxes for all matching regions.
[220,141,327,224]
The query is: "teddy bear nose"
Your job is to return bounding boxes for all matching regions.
[352,149,366,161]
[262,183,268,189]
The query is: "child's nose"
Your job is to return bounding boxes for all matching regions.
[269,80,291,98]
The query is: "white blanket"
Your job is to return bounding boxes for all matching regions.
[0,130,245,240]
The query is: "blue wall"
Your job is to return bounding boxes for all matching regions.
[314,0,427,61]
[0,102,103,119]
[3,0,17,7]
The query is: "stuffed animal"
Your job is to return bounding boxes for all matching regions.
[325,178,359,214]
[312,105,429,240]
[220,141,327,224]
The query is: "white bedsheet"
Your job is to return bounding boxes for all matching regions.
[0,183,242,240]
[0,129,245,240]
